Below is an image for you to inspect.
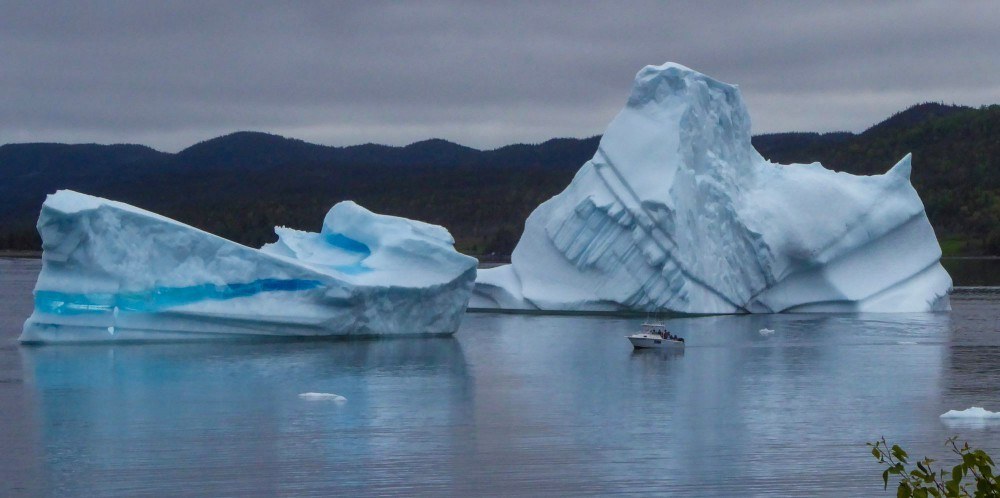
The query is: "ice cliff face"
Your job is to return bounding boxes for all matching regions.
[21,191,477,342]
[472,63,951,313]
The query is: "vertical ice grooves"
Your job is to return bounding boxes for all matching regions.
[593,148,743,310]
[543,149,744,312]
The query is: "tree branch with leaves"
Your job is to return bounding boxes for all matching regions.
[869,436,998,497]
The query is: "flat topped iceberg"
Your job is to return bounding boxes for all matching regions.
[940,407,1000,419]
[21,191,477,342]
[472,62,951,314]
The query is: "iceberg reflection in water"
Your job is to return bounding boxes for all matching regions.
[16,306,1000,496]
[4,259,1000,496]
[20,338,471,496]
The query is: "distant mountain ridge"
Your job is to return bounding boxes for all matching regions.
[2,102,998,255]
[866,102,972,134]
[751,102,1000,254]
[0,131,603,253]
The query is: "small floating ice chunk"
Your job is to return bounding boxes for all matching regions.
[940,407,1000,419]
[897,341,918,345]
[758,328,774,336]
[299,392,347,402]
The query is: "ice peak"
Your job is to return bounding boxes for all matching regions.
[601,61,756,191]
[887,153,913,180]
[627,62,744,115]
[322,200,456,249]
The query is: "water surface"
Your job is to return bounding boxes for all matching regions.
[2,258,999,496]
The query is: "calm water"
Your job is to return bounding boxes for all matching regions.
[2,258,999,497]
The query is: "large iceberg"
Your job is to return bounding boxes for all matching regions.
[472,63,951,314]
[21,191,477,342]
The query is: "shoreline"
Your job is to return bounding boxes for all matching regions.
[0,250,42,259]
[0,250,513,265]
[2,251,998,262]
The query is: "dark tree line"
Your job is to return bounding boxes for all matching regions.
[752,103,1000,255]
[2,102,998,256]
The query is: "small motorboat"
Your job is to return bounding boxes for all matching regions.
[628,322,685,349]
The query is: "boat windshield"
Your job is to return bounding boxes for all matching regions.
[642,323,668,335]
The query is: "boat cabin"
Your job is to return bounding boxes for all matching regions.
[641,323,669,336]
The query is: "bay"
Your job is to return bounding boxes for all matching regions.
[2,257,999,496]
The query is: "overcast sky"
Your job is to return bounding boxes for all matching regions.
[2,1,998,152]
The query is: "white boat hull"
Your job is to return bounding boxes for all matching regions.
[628,333,684,349]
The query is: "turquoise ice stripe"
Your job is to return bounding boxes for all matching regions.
[332,264,371,275]
[35,278,324,316]
[325,232,371,256]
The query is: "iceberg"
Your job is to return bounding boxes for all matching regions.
[940,407,1000,428]
[21,190,477,342]
[940,407,1000,419]
[299,392,348,402]
[472,63,951,314]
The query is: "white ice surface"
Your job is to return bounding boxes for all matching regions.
[472,62,951,314]
[21,191,477,342]
[299,392,347,402]
[940,407,1000,419]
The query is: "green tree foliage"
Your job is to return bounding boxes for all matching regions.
[755,103,1000,254]
[0,133,597,256]
[869,436,999,497]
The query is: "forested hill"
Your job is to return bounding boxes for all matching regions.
[751,103,1000,255]
[2,102,998,255]
[0,134,601,255]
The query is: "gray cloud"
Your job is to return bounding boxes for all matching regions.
[2,0,998,152]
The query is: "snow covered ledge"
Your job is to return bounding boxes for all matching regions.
[21,190,477,343]
[471,62,951,314]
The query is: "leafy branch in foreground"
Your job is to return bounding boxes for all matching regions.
[869,436,999,497]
